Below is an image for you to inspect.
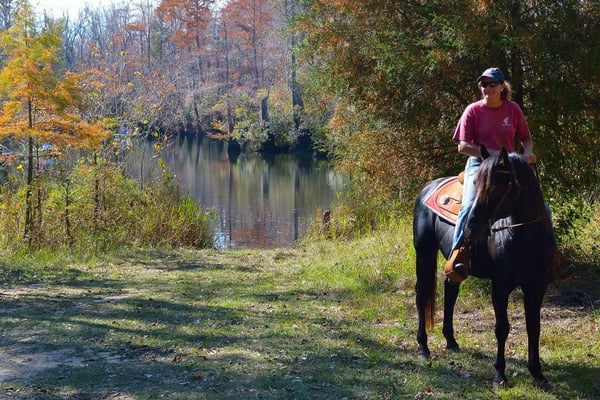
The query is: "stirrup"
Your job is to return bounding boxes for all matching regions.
[444,246,469,283]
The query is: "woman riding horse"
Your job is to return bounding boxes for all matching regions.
[415,147,557,387]
[413,67,576,387]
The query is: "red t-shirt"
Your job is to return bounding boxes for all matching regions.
[452,100,531,153]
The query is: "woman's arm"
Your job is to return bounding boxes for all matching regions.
[457,141,481,157]
[457,141,501,158]
[521,138,536,164]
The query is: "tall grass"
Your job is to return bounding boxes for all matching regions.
[0,156,214,254]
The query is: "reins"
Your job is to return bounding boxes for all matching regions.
[490,215,546,233]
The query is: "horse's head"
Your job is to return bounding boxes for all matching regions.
[464,147,521,241]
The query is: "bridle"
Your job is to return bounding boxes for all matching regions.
[486,167,545,233]
[486,168,514,226]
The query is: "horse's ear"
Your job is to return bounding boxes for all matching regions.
[499,147,509,166]
[480,145,490,160]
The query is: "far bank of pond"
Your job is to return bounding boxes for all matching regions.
[128,135,344,249]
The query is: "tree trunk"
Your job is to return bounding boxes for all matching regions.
[93,151,101,229]
[24,96,34,242]
[65,179,74,246]
[24,135,33,241]
[288,0,304,131]
[224,23,234,135]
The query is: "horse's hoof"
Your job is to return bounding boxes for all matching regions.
[446,342,460,352]
[418,348,431,360]
[493,379,508,390]
[534,378,551,391]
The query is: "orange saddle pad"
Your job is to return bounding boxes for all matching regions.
[423,176,463,224]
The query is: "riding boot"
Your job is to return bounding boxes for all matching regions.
[444,244,469,283]
[549,250,576,283]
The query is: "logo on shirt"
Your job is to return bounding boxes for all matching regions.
[502,117,510,126]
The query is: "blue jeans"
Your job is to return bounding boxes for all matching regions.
[452,156,481,251]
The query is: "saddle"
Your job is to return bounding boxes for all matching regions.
[423,172,464,224]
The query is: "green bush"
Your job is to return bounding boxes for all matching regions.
[134,176,215,249]
[562,202,600,265]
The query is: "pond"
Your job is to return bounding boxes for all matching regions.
[129,134,344,249]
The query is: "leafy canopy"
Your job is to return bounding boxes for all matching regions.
[296,0,600,205]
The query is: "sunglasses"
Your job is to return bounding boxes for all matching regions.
[480,81,501,88]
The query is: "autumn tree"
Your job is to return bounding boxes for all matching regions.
[222,0,275,89]
[155,0,215,130]
[0,0,109,243]
[219,0,299,150]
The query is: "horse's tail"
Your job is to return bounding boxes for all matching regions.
[414,186,443,335]
[423,266,436,331]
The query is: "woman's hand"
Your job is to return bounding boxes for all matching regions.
[521,139,536,164]
[523,153,537,164]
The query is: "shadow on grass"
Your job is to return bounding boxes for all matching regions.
[0,261,404,398]
[545,261,600,310]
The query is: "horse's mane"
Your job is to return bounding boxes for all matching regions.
[476,152,546,217]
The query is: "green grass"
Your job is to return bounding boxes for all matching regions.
[0,222,598,399]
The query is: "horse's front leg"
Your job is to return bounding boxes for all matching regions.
[442,278,460,351]
[523,283,549,387]
[491,286,510,388]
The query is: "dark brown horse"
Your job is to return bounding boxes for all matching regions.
[413,147,554,387]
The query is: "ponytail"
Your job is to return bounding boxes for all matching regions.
[501,81,512,101]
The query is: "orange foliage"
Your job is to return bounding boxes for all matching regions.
[157,0,214,49]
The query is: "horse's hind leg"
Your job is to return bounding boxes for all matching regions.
[523,283,549,386]
[416,303,431,359]
[415,243,437,359]
[415,259,433,359]
[442,278,460,351]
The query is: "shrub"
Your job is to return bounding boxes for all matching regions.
[561,201,600,265]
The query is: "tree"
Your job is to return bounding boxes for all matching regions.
[295,0,600,206]
[53,0,303,149]
[0,0,17,30]
[284,0,304,133]
[222,0,275,90]
[0,0,109,243]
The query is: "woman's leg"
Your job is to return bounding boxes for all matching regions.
[445,157,480,282]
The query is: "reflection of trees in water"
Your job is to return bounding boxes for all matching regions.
[144,135,343,249]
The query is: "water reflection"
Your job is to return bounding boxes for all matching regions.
[141,135,344,249]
